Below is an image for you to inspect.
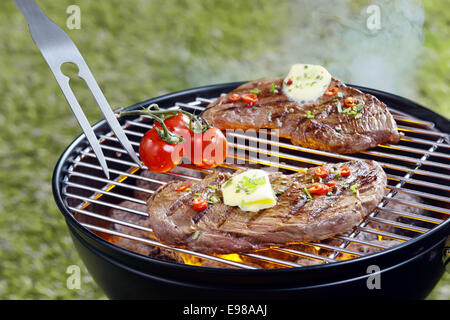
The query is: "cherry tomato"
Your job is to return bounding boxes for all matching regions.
[325,87,339,97]
[139,128,183,173]
[339,166,351,177]
[228,93,241,103]
[314,166,329,178]
[189,127,228,169]
[344,97,356,108]
[241,93,258,105]
[176,182,192,192]
[192,196,208,211]
[307,183,331,195]
[154,113,190,135]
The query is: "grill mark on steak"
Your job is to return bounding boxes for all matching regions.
[145,160,387,254]
[202,77,401,154]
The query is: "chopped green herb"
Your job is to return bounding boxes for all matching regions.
[194,193,202,196]
[337,92,343,98]
[343,181,349,188]
[252,106,258,110]
[289,108,295,113]
[235,175,267,195]
[208,196,219,204]
[281,180,288,185]
[355,113,362,119]
[318,177,323,183]
[250,88,261,94]
[350,183,359,198]
[185,188,192,192]
[303,187,312,200]
[276,189,285,196]
[311,178,315,183]
[207,185,217,190]
[335,125,342,131]
[306,110,315,119]
[332,98,338,102]
[270,82,279,94]
[343,107,351,114]
[192,230,200,240]
[304,65,308,69]
[355,103,363,111]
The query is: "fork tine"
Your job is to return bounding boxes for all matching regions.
[54,72,111,180]
[79,64,142,168]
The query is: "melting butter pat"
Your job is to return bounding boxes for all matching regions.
[282,64,331,104]
[221,169,277,212]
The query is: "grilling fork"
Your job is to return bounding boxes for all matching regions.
[14,0,142,179]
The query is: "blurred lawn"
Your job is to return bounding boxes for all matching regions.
[0,0,448,300]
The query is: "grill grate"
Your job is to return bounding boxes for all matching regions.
[60,93,450,269]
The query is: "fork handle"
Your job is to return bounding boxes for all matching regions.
[14,0,47,28]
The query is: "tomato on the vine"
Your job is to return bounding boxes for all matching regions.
[189,127,228,169]
[121,107,228,172]
[139,128,183,173]
[154,113,190,135]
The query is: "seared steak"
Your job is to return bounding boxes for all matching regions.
[202,78,401,154]
[145,160,386,254]
[109,201,184,263]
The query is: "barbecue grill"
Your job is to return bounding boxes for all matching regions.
[52,82,450,299]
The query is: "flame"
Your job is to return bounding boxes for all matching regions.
[180,252,245,267]
[216,253,244,263]
[179,253,203,266]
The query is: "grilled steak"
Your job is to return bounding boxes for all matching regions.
[202,78,401,154]
[145,160,386,254]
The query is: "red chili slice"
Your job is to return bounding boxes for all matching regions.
[307,183,331,195]
[228,93,241,103]
[176,182,192,192]
[192,196,208,212]
[325,87,339,97]
[326,180,336,188]
[241,93,258,105]
[286,79,293,85]
[344,97,356,108]
[314,166,329,178]
[339,167,351,177]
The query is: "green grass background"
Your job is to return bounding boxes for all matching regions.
[0,0,448,299]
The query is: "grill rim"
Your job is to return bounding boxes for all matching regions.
[52,81,450,276]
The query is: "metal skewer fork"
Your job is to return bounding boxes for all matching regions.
[14,0,142,179]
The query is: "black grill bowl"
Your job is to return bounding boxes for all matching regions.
[53,83,450,300]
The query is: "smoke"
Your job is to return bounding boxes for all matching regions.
[185,0,424,100]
